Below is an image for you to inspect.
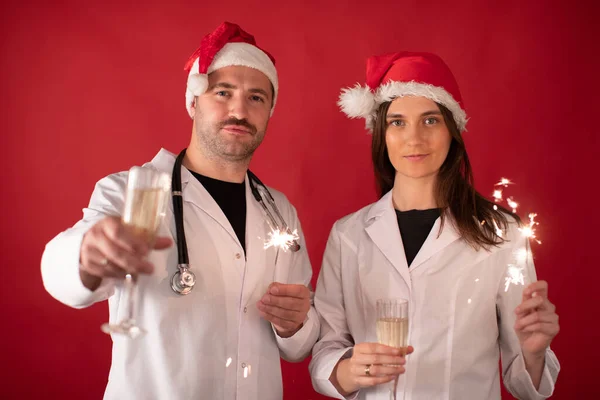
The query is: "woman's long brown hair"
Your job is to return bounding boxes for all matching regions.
[371,100,519,250]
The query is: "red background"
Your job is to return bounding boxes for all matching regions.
[1,0,597,398]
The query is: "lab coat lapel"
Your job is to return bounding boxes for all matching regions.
[241,175,277,306]
[409,214,462,272]
[179,168,243,252]
[364,192,412,293]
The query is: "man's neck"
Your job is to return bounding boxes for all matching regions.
[182,147,249,184]
[391,173,438,211]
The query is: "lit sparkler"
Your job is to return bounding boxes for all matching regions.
[518,213,541,244]
[264,229,300,252]
[490,178,542,292]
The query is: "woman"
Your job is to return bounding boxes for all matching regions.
[310,52,560,399]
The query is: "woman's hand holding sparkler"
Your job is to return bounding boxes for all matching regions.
[513,280,560,388]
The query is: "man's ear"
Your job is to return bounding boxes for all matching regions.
[188,97,197,119]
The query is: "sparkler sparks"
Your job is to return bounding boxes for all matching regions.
[493,179,509,211]
[493,220,503,237]
[507,197,518,213]
[504,264,525,292]
[264,229,300,252]
[490,177,539,240]
[518,213,541,244]
[493,178,516,211]
[495,178,513,187]
[490,177,542,292]
[493,190,503,206]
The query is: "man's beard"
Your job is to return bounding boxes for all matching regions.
[196,116,266,162]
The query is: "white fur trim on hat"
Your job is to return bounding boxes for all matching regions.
[185,42,278,117]
[338,80,468,133]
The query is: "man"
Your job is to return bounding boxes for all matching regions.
[41,21,319,400]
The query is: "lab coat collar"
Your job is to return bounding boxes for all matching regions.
[148,148,245,251]
[364,191,463,286]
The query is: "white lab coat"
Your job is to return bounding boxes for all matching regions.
[310,191,559,400]
[41,149,319,400]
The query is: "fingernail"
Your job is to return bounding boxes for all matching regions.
[270,286,279,295]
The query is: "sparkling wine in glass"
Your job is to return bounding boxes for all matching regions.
[376,298,409,400]
[101,166,170,338]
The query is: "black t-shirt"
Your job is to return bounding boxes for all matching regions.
[395,208,441,266]
[190,171,247,252]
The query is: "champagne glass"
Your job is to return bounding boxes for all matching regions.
[101,166,171,338]
[376,298,409,400]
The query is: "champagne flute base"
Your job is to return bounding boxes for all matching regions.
[101,320,146,339]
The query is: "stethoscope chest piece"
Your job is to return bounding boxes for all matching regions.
[171,265,196,295]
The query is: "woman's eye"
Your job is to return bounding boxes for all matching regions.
[250,95,264,103]
[424,117,438,125]
[389,120,404,127]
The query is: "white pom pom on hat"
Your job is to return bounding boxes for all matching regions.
[184,22,278,117]
[185,68,208,112]
[338,51,468,133]
[338,84,376,119]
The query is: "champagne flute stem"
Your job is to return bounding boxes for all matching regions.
[125,274,136,322]
[391,376,398,400]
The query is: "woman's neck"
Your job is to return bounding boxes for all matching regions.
[391,173,438,211]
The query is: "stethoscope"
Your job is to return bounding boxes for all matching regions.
[170,148,301,295]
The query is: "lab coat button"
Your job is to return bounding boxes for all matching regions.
[235,253,242,259]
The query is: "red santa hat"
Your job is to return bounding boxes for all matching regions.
[184,22,278,116]
[338,51,467,132]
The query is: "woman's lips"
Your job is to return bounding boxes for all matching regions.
[403,154,429,161]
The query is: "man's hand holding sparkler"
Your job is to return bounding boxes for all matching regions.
[257,282,311,338]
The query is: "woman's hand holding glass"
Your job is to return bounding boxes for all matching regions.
[332,342,413,396]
